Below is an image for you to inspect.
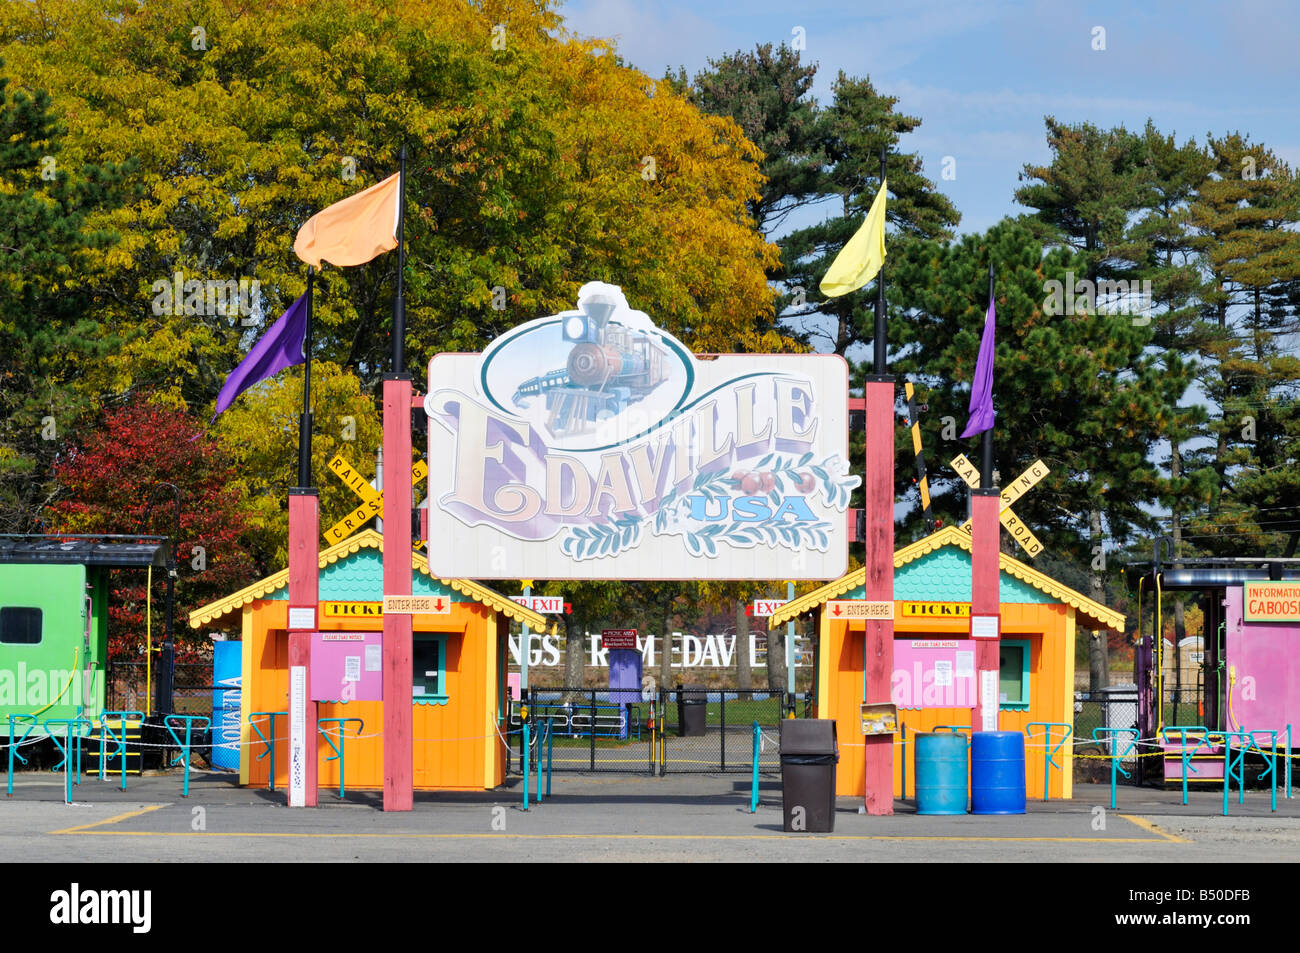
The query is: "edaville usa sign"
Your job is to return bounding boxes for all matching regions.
[424,283,858,579]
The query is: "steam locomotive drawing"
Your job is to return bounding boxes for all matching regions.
[512,294,671,436]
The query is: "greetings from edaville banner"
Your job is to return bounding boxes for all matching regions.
[424,283,858,580]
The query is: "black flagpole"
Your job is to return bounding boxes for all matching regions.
[297,266,315,489]
[394,144,407,374]
[981,263,995,488]
[874,145,887,376]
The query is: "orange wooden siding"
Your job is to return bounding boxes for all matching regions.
[243,600,507,791]
[819,601,1075,799]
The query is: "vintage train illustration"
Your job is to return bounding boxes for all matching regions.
[511,297,671,436]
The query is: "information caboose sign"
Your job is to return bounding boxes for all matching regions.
[424,283,858,579]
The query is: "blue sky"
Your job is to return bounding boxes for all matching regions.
[559,0,1300,239]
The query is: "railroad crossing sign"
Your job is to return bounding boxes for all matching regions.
[324,454,429,544]
[950,455,1049,558]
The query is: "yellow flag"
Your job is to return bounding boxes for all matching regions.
[819,178,887,298]
[294,172,401,269]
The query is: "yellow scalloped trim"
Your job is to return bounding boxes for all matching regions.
[189,529,546,630]
[767,526,1124,631]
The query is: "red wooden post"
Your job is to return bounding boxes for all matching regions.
[382,375,414,811]
[862,377,894,815]
[970,489,1001,732]
[287,489,319,807]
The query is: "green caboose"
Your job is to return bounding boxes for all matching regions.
[0,536,169,735]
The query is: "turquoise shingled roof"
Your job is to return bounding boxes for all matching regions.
[268,548,453,601]
[842,546,1053,603]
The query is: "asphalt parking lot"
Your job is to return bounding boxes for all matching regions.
[4,769,1298,862]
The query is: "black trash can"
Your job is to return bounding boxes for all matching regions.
[677,685,707,737]
[779,719,838,832]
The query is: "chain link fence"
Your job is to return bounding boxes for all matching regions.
[106,662,228,717]
[508,688,809,775]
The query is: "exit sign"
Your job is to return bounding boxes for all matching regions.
[751,599,789,617]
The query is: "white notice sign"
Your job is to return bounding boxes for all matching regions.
[956,651,975,678]
[933,659,953,688]
[288,606,315,630]
[971,615,1000,639]
[344,656,361,683]
[289,665,307,807]
[980,670,999,732]
[365,644,381,672]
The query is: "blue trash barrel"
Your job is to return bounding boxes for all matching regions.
[915,732,968,815]
[971,731,1026,814]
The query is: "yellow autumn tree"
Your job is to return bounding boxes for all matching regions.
[0,0,791,423]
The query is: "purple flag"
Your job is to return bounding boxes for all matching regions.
[960,300,995,438]
[212,293,308,419]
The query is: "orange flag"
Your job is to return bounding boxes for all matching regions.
[294,172,401,269]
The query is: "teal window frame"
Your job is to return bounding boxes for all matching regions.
[999,639,1031,710]
[413,634,449,707]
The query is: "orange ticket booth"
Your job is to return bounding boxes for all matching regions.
[188,529,545,791]
[769,527,1124,799]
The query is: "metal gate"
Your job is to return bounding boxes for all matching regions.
[508,688,809,775]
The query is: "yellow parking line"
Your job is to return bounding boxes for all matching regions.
[48,804,168,836]
[52,829,1167,843]
[1122,814,1189,843]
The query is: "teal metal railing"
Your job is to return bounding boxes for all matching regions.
[6,714,39,797]
[1027,722,1072,800]
[522,718,532,810]
[750,721,761,813]
[163,714,210,797]
[899,723,907,800]
[1159,725,1212,806]
[249,711,286,792]
[1092,727,1138,810]
[318,718,364,799]
[98,710,145,791]
[46,716,93,804]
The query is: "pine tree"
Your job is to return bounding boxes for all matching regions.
[0,63,134,532]
[1185,135,1300,556]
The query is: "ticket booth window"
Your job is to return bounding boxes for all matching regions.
[414,634,448,704]
[999,639,1030,710]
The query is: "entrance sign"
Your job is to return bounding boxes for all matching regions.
[828,600,894,620]
[382,594,449,614]
[425,283,858,579]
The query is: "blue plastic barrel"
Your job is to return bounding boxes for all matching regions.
[915,732,968,815]
[971,731,1026,814]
